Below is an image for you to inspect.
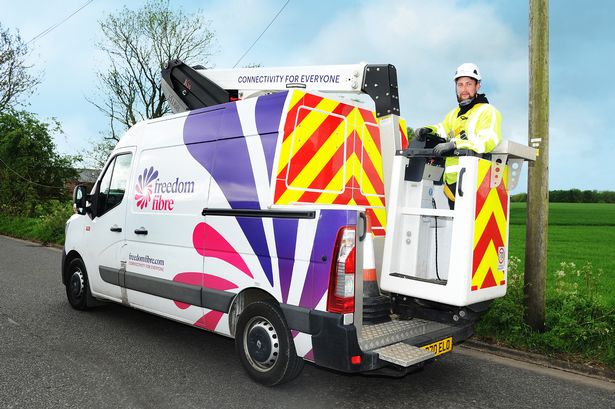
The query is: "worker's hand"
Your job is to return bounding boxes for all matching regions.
[433,141,456,156]
[414,127,436,142]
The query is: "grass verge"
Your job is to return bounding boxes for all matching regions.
[0,202,72,246]
[476,257,615,369]
[477,202,615,369]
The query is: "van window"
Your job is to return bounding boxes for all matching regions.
[97,153,133,216]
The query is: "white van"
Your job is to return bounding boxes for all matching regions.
[64,62,534,385]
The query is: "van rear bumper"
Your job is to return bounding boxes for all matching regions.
[280,306,378,372]
[281,305,474,373]
[310,312,381,372]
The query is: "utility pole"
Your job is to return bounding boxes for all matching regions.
[525,0,549,331]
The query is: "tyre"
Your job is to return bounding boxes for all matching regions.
[235,300,304,386]
[65,258,92,310]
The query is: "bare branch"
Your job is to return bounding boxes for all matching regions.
[0,24,40,111]
[89,0,216,139]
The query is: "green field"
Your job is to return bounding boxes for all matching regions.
[508,203,615,305]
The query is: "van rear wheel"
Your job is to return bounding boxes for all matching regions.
[66,258,91,310]
[235,300,304,386]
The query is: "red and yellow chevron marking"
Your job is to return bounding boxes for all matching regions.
[399,117,408,150]
[471,159,509,291]
[274,90,386,235]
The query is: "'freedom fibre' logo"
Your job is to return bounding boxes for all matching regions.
[134,166,195,211]
[135,167,158,209]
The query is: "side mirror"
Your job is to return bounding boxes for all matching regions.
[73,185,88,215]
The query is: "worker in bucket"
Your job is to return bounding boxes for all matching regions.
[415,63,502,209]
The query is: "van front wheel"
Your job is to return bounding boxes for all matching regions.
[66,258,91,310]
[235,300,304,386]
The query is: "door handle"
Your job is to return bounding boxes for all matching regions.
[134,227,148,235]
[458,168,466,197]
[358,212,367,241]
[110,225,122,232]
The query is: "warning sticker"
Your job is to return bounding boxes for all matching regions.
[497,246,507,270]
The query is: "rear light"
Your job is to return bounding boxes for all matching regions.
[327,226,356,314]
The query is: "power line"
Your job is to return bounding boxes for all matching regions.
[0,157,69,190]
[26,0,95,45]
[233,0,290,68]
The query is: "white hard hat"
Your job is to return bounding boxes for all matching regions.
[454,63,481,82]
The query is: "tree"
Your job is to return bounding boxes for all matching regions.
[87,138,116,169]
[581,190,597,203]
[90,0,216,141]
[0,24,40,111]
[0,110,77,216]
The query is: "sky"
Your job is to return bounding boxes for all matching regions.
[1,0,614,192]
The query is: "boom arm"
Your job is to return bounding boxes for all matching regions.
[161,59,400,118]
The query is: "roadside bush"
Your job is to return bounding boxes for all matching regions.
[475,257,526,340]
[34,201,73,244]
[0,200,73,245]
[476,257,615,368]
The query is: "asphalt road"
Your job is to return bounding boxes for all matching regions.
[0,235,613,409]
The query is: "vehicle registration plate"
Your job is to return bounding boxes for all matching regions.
[421,336,453,356]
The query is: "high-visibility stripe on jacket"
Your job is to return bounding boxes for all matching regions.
[430,102,502,185]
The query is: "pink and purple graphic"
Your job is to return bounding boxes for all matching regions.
[176,93,356,334]
[172,222,255,331]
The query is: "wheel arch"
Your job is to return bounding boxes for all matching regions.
[62,250,84,285]
[228,287,279,338]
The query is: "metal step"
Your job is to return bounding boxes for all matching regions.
[373,342,435,367]
[359,318,450,351]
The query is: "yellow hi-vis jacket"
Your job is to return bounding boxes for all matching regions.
[431,101,502,185]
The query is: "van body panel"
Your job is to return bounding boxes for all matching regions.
[121,114,214,325]
[183,92,287,210]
